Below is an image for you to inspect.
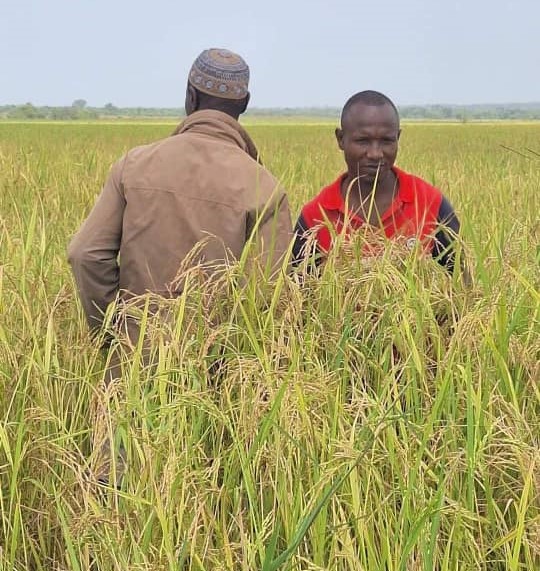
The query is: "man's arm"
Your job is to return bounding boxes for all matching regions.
[292,213,309,267]
[67,158,126,333]
[432,196,461,274]
[246,191,293,277]
[292,212,323,271]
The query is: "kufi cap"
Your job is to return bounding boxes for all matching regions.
[188,48,249,100]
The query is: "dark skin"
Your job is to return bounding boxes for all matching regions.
[184,84,250,120]
[335,102,401,227]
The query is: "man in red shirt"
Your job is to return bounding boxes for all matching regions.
[293,90,461,273]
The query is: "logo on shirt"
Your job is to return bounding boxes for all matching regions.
[406,237,418,250]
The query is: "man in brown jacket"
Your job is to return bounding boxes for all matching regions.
[68,48,293,485]
[68,48,292,338]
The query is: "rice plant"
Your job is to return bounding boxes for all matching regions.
[0,121,538,570]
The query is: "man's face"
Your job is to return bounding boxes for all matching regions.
[336,102,401,187]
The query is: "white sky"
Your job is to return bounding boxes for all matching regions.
[2,0,539,108]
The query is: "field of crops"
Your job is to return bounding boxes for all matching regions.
[0,121,538,570]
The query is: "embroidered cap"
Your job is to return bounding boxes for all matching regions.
[188,48,249,100]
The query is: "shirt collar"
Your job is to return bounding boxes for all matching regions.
[319,167,414,213]
[318,173,347,211]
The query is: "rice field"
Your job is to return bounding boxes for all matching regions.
[0,120,538,570]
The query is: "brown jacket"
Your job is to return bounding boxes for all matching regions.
[68,110,293,332]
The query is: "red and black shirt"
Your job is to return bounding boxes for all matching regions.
[293,167,460,273]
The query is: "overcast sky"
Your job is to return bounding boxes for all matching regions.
[2,0,539,108]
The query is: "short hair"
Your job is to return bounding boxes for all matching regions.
[194,87,248,116]
[341,90,400,127]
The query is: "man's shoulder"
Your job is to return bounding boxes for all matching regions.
[395,166,440,193]
[111,137,168,177]
[395,166,444,204]
[121,133,271,175]
[301,175,343,222]
[123,135,178,161]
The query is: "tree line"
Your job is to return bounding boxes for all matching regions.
[2,100,540,121]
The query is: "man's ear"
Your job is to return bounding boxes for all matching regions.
[185,84,199,115]
[240,92,250,114]
[335,127,344,150]
[397,128,402,141]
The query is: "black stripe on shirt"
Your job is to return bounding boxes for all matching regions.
[432,196,460,274]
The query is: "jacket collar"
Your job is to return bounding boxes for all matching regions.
[172,110,261,163]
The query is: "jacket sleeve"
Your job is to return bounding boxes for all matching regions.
[246,190,293,277]
[67,158,126,332]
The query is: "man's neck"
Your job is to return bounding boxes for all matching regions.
[342,170,397,200]
[196,104,240,121]
[364,169,397,198]
[341,169,398,225]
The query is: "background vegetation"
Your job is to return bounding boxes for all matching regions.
[2,100,540,121]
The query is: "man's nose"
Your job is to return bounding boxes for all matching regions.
[366,141,384,160]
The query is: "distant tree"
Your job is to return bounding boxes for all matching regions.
[2,101,540,122]
[8,103,45,119]
[104,103,118,114]
[50,106,77,120]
